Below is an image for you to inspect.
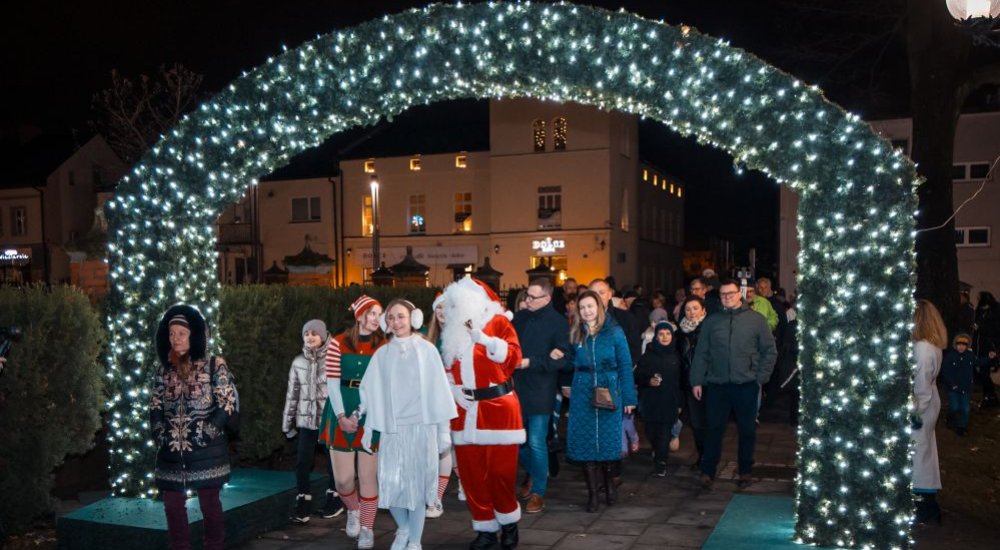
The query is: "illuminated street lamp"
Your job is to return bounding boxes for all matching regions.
[370,174,381,271]
[946,0,1000,46]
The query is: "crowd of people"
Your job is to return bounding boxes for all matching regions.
[147,274,999,549]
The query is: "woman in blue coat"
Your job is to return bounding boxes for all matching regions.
[566,290,637,513]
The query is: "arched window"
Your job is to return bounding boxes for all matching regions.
[553,117,567,150]
[532,119,546,152]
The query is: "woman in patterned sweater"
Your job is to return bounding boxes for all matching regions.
[150,304,238,550]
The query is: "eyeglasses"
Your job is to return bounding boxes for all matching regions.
[525,293,548,302]
[719,291,741,298]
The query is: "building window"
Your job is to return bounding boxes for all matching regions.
[364,159,376,173]
[408,194,426,234]
[362,195,374,236]
[454,192,472,232]
[12,207,27,236]
[410,156,422,171]
[642,169,648,181]
[553,117,567,150]
[291,197,321,222]
[68,171,76,186]
[537,186,562,230]
[0,210,4,236]
[532,119,546,152]
[92,165,104,186]
[955,226,991,247]
[455,154,467,168]
[620,188,630,232]
[953,161,993,182]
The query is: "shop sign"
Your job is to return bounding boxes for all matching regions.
[532,237,565,254]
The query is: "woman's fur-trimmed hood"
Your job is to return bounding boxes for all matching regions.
[156,304,209,365]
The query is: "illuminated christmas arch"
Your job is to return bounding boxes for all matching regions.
[105,2,919,548]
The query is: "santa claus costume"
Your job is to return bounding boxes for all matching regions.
[441,276,524,550]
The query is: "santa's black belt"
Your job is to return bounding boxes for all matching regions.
[340,379,362,388]
[462,380,514,401]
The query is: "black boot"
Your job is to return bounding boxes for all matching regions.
[914,493,942,525]
[500,522,519,550]
[470,530,499,550]
[583,462,601,513]
[603,462,618,506]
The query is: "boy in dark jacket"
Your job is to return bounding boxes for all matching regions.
[635,322,682,477]
[941,333,989,435]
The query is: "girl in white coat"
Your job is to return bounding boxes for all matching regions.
[359,299,457,550]
[911,299,947,524]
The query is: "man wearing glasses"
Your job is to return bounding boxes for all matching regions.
[512,278,572,514]
[689,278,777,490]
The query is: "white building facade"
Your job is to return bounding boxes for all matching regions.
[779,111,1000,298]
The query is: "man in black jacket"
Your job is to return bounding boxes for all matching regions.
[589,279,641,365]
[512,278,572,514]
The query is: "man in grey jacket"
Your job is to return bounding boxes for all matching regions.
[690,279,777,489]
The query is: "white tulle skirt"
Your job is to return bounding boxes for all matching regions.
[377,423,439,511]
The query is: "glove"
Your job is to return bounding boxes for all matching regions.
[470,329,488,345]
[909,414,923,431]
[285,429,298,440]
[451,385,474,410]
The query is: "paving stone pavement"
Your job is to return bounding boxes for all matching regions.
[236,422,796,550]
[234,418,996,549]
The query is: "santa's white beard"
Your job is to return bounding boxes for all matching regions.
[441,321,472,370]
[440,282,496,367]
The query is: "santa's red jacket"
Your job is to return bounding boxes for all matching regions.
[449,314,525,445]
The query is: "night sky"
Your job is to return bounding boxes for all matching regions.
[1,0,915,276]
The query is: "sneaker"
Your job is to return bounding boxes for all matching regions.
[425,501,444,518]
[653,463,667,478]
[525,494,545,513]
[457,482,467,501]
[669,437,680,452]
[390,529,410,550]
[345,509,360,538]
[322,490,345,518]
[357,527,375,549]
[292,494,311,523]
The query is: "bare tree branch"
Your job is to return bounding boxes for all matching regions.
[90,64,203,165]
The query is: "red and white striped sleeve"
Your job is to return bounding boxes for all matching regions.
[325,336,342,380]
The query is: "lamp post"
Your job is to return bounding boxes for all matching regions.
[370,174,381,276]
[946,0,1000,46]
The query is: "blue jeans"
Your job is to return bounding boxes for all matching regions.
[519,413,550,496]
[948,391,971,430]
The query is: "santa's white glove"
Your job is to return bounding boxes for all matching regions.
[285,429,298,440]
[437,423,452,456]
[450,385,474,410]
[470,329,488,345]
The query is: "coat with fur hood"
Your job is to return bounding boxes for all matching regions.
[150,304,239,491]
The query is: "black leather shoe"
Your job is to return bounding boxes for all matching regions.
[470,530,498,550]
[500,523,519,550]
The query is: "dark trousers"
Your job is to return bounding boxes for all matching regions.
[976,362,998,403]
[296,427,335,495]
[163,487,224,550]
[685,391,707,460]
[644,421,672,465]
[948,391,971,429]
[701,381,759,479]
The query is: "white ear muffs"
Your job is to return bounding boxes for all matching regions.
[410,308,424,330]
[379,313,387,333]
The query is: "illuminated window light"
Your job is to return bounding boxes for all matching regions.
[364,160,376,173]
[410,156,422,171]
[643,169,648,181]
[455,154,467,168]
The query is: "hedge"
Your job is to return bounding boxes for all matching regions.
[218,285,439,462]
[0,286,105,534]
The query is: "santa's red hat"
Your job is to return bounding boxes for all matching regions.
[464,276,513,320]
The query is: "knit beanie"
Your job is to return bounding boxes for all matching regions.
[302,319,328,339]
[350,295,382,320]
